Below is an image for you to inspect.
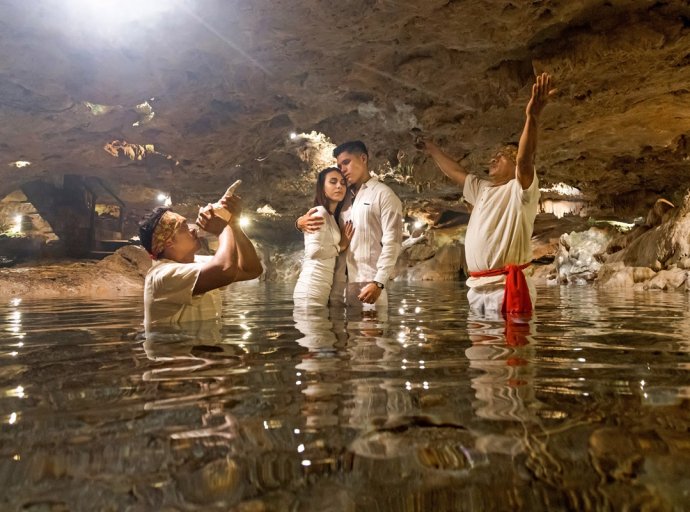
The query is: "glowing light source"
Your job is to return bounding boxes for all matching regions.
[289,132,298,140]
[540,183,582,197]
[11,215,22,234]
[66,0,174,32]
[413,221,424,229]
[8,412,17,425]
[239,216,250,228]
[156,193,172,207]
[8,386,25,398]
[9,161,31,168]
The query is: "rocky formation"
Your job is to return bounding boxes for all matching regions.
[3,1,690,292]
[2,0,690,230]
[0,245,150,298]
[550,192,690,290]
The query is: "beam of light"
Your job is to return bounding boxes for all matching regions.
[178,4,271,75]
[355,63,449,103]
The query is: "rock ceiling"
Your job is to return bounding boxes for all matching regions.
[2,0,690,226]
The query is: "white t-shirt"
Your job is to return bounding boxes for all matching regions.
[463,172,540,289]
[144,255,222,326]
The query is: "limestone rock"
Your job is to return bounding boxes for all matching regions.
[99,245,151,279]
[555,227,615,284]
[645,268,688,290]
[596,263,657,288]
[3,0,690,222]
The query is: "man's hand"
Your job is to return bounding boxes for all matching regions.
[221,195,243,225]
[297,207,325,233]
[196,204,227,236]
[339,220,354,252]
[526,72,556,119]
[413,133,435,153]
[358,282,382,304]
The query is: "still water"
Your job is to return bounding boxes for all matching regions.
[1,283,689,511]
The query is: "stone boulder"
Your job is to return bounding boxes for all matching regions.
[99,244,152,279]
[645,267,688,290]
[554,227,616,284]
[596,262,657,288]
[606,191,690,270]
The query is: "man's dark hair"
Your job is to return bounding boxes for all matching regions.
[138,207,170,256]
[333,140,368,159]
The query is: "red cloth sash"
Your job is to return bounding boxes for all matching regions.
[469,262,532,316]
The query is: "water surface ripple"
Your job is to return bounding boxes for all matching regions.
[1,283,689,511]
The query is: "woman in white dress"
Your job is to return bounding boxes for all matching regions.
[293,167,354,308]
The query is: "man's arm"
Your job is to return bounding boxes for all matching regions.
[193,196,262,294]
[516,72,555,190]
[357,190,403,304]
[418,139,469,188]
[296,207,325,233]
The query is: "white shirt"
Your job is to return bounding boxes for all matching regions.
[463,172,540,288]
[144,255,221,326]
[341,176,403,284]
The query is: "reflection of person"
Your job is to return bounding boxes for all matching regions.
[465,315,538,455]
[138,194,262,326]
[293,168,353,308]
[297,141,403,312]
[419,73,555,315]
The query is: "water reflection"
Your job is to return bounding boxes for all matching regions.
[0,285,688,510]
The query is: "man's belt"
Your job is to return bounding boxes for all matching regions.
[469,262,532,315]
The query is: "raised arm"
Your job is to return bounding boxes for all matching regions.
[418,138,469,188]
[516,72,555,190]
[193,196,262,294]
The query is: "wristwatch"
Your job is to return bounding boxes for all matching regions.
[372,281,384,289]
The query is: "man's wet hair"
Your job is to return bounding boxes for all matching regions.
[138,207,170,256]
[333,140,368,159]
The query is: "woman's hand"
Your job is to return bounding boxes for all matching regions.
[339,220,354,252]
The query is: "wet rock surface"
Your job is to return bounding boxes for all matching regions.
[2,0,690,221]
[0,246,150,298]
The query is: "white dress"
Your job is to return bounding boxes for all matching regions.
[293,206,341,308]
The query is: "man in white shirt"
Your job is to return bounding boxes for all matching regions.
[139,194,263,326]
[297,141,403,311]
[419,73,554,315]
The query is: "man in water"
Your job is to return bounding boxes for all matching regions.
[297,140,403,311]
[138,194,262,326]
[418,72,554,315]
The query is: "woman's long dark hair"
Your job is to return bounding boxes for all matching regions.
[313,167,346,224]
